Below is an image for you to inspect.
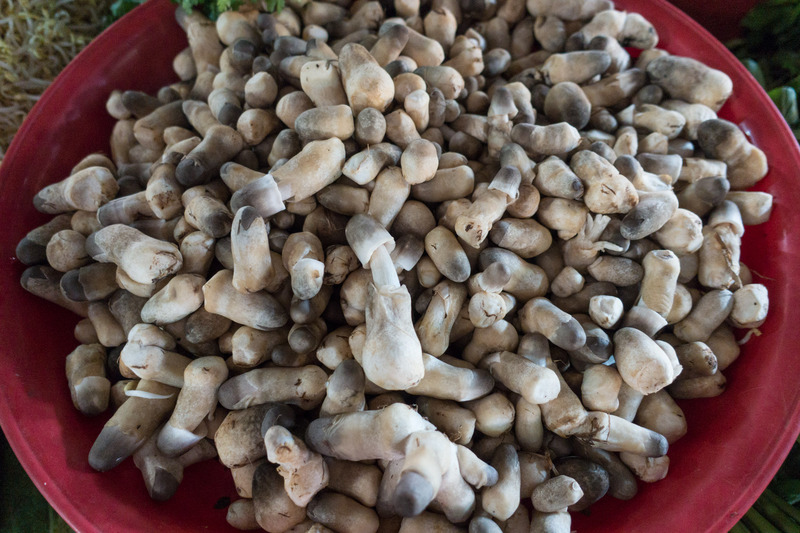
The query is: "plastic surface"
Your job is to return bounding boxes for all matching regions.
[0,0,798,532]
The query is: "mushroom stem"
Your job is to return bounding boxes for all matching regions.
[369,244,400,288]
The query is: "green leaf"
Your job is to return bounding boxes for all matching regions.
[742,58,768,87]
[754,491,800,533]
[741,507,783,533]
[774,50,800,77]
[105,0,147,25]
[169,0,278,19]
[769,86,800,126]
[773,478,800,506]
[789,74,800,95]
[110,0,144,19]
[0,433,75,532]
[263,0,285,13]
[729,521,752,533]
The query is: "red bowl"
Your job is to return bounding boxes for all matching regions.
[0,0,798,532]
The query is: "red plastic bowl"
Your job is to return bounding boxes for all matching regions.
[0,0,798,531]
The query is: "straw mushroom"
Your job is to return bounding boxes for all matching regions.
[156,356,228,457]
[345,214,425,390]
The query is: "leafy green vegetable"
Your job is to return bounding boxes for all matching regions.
[173,0,283,20]
[773,478,800,506]
[741,507,783,533]
[753,489,800,532]
[729,0,800,88]
[105,0,147,24]
[729,522,752,533]
[769,86,799,126]
[730,0,800,142]
[742,58,767,87]
[108,0,283,24]
[1,433,74,532]
[741,441,800,531]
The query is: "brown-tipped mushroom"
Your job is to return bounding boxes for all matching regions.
[480,351,560,405]
[570,150,638,214]
[697,118,768,190]
[613,327,677,394]
[339,43,395,114]
[520,298,586,351]
[319,358,367,417]
[133,432,217,501]
[88,379,178,472]
[646,56,732,111]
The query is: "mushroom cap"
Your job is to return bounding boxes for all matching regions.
[345,214,396,267]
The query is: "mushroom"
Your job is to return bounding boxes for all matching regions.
[345,214,425,390]
[140,274,205,325]
[217,365,328,410]
[647,56,733,111]
[15,214,73,266]
[65,343,110,416]
[306,404,436,461]
[264,425,329,507]
[455,166,522,248]
[156,356,228,457]
[88,379,178,472]
[203,269,288,331]
[531,475,584,513]
[319,358,367,417]
[34,166,118,214]
[467,262,515,328]
[283,232,326,300]
[416,279,468,356]
[480,351,560,405]
[133,432,217,501]
[613,327,677,394]
[231,138,346,218]
[519,298,586,351]
[86,224,183,284]
[230,206,275,293]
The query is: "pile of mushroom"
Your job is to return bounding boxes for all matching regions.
[17,0,773,530]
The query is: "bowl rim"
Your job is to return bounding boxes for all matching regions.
[0,2,182,532]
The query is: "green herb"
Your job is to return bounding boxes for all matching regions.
[104,0,147,26]
[741,58,767,87]
[769,86,799,126]
[736,441,800,531]
[730,0,800,88]
[729,522,752,533]
[728,0,800,141]
[173,0,283,20]
[773,478,800,506]
[753,490,800,533]
[107,0,283,24]
[741,507,784,533]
